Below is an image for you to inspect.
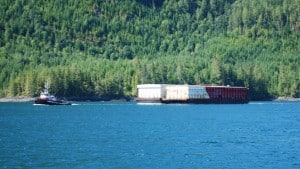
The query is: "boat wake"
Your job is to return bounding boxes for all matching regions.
[33,103,48,106]
[137,102,163,106]
[249,102,284,105]
[33,103,77,106]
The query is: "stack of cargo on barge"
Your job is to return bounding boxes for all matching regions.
[136,84,249,104]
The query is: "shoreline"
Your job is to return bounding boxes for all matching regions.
[0,96,300,103]
[0,97,35,102]
[273,97,300,102]
[0,96,132,103]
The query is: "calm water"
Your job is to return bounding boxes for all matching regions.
[0,102,299,169]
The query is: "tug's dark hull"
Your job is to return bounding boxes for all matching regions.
[34,99,72,105]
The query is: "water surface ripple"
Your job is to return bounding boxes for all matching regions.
[0,102,299,168]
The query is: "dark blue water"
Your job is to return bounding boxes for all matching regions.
[0,102,299,169]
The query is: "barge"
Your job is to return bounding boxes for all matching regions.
[136,84,249,104]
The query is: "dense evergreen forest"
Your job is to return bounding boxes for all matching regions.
[0,0,299,100]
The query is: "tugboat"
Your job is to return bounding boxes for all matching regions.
[35,82,71,105]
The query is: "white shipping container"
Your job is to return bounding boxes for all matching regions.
[137,84,164,99]
[165,85,189,100]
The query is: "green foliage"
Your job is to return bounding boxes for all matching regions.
[0,0,299,100]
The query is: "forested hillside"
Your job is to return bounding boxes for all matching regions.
[0,0,299,100]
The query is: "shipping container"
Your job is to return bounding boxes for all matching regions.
[164,85,189,100]
[136,84,164,102]
[188,86,210,99]
[205,86,248,103]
